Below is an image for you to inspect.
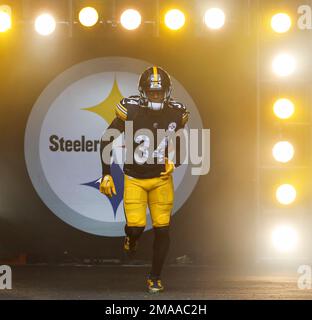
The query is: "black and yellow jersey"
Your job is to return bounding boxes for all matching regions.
[100,95,189,179]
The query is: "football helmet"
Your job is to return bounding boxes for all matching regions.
[138,66,172,111]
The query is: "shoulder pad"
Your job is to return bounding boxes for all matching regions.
[115,96,141,121]
[168,99,189,126]
[115,99,128,121]
[128,95,141,100]
[125,96,141,106]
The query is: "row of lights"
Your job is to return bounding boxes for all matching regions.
[0,6,294,34]
[267,12,299,254]
[0,5,226,35]
[271,13,296,81]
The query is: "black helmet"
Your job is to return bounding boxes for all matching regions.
[138,66,172,110]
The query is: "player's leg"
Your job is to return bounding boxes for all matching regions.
[151,226,170,277]
[123,175,147,253]
[147,176,174,292]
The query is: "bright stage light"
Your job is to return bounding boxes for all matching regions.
[35,14,56,36]
[271,13,291,33]
[273,98,295,119]
[272,53,296,77]
[0,5,11,32]
[120,9,141,30]
[204,8,225,30]
[272,225,298,253]
[276,184,296,205]
[164,9,185,30]
[272,141,294,163]
[79,7,99,27]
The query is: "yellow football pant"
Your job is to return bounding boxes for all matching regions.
[123,174,174,228]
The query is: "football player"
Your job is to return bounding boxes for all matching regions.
[99,66,189,293]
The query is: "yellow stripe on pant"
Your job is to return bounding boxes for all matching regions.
[123,174,174,227]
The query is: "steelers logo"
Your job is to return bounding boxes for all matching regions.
[24,57,203,237]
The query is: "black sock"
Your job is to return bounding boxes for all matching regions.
[150,226,170,278]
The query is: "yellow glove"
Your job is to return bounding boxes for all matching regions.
[160,157,175,179]
[99,175,117,197]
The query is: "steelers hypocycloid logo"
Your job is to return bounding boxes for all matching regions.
[25,57,203,236]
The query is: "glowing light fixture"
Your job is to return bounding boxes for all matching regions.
[120,9,141,30]
[204,8,225,30]
[35,13,56,36]
[273,98,295,119]
[272,225,298,253]
[272,53,296,77]
[79,7,99,27]
[164,9,185,30]
[271,13,291,33]
[0,5,12,32]
[272,141,294,163]
[276,184,296,205]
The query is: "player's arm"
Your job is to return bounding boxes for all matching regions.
[181,106,190,128]
[99,100,127,197]
[161,104,190,178]
[175,106,189,167]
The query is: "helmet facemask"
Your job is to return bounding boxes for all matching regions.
[145,89,166,111]
[139,67,172,111]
